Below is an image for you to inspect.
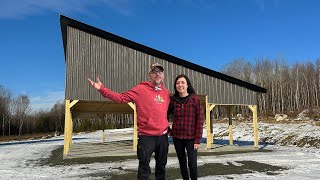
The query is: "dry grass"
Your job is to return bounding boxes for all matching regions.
[314,121,320,126]
[0,133,54,142]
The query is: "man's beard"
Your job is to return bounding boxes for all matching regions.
[152,79,162,86]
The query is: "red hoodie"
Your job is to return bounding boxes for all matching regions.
[98,81,170,136]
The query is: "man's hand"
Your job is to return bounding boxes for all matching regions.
[88,77,102,90]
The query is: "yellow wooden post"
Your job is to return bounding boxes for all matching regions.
[128,102,137,151]
[68,100,78,149]
[63,100,71,156]
[248,105,259,148]
[227,106,234,145]
[228,126,233,145]
[205,95,216,149]
[209,104,215,143]
[69,117,72,147]
[205,96,212,149]
[102,129,105,143]
[63,100,79,157]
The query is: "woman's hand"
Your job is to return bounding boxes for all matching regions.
[194,143,200,151]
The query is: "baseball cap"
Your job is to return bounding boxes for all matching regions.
[149,63,164,73]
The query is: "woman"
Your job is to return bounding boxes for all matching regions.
[168,74,204,180]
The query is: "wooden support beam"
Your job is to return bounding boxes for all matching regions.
[96,113,105,119]
[209,104,216,142]
[63,100,73,157]
[209,104,215,111]
[128,102,137,151]
[248,105,259,148]
[69,100,79,108]
[226,106,235,146]
[205,96,211,149]
[205,96,216,149]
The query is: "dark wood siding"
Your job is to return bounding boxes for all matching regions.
[66,27,256,105]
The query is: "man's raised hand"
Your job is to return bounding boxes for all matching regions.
[88,77,102,90]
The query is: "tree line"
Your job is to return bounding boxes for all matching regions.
[0,86,66,137]
[1,58,320,137]
[221,58,320,118]
[0,86,132,137]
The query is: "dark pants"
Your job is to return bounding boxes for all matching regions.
[173,138,198,180]
[137,134,169,180]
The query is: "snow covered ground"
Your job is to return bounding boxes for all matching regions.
[1,122,320,179]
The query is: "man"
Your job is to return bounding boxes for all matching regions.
[88,63,170,180]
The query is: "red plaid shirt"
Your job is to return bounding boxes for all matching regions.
[168,94,204,144]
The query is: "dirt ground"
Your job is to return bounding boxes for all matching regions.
[38,146,287,179]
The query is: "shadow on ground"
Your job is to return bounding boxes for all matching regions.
[198,138,274,149]
[90,160,287,180]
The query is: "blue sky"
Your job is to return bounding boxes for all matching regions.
[0,0,319,111]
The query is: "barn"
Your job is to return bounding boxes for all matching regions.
[60,15,267,158]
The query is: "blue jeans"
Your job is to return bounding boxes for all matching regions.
[173,138,198,180]
[137,135,168,180]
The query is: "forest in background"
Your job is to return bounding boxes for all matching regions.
[1,58,320,137]
[221,58,320,118]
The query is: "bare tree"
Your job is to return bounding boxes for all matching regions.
[13,95,30,137]
[221,58,253,82]
[254,58,273,115]
[50,100,65,132]
[316,59,320,107]
[0,85,12,136]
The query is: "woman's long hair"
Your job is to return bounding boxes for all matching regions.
[173,74,196,97]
